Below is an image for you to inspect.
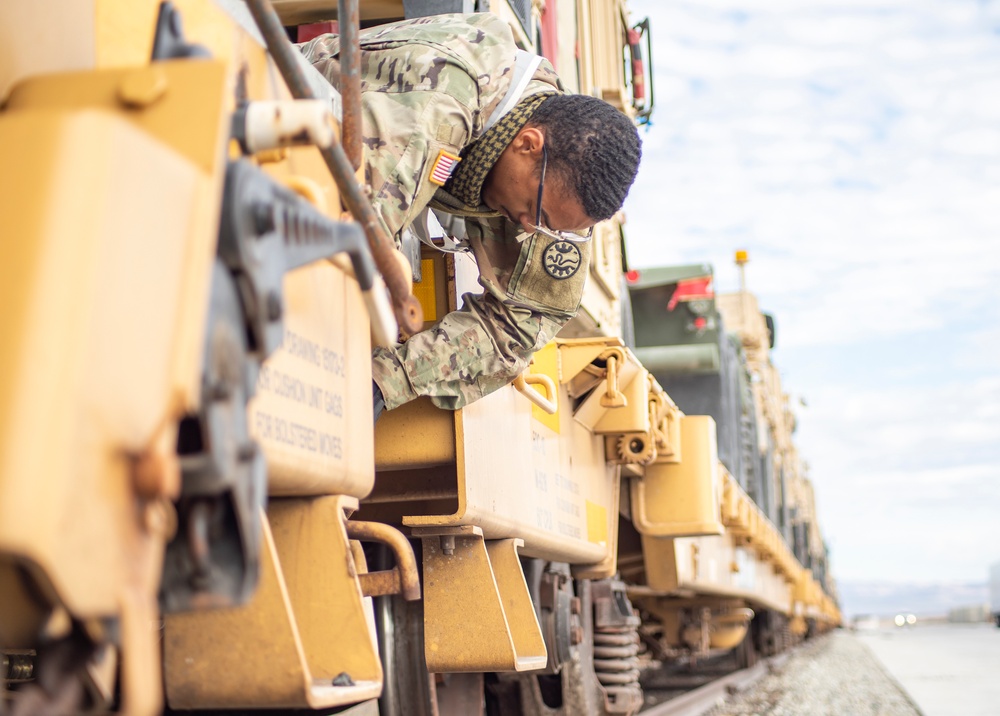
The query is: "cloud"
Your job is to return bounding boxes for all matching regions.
[790,371,1000,581]
[942,128,1000,157]
[625,0,1000,584]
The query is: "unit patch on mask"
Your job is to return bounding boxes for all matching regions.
[542,240,582,280]
[428,149,462,186]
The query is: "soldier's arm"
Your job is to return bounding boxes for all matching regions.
[371,294,563,411]
[372,218,591,410]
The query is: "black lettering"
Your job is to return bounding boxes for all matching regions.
[274,417,293,445]
[290,422,317,452]
[556,497,580,517]
[531,431,545,454]
[557,522,581,538]
[322,348,346,376]
[319,432,343,459]
[286,330,322,366]
[255,411,272,439]
[323,390,343,417]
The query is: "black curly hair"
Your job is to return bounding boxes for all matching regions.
[528,95,642,222]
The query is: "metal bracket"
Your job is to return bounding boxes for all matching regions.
[163,158,396,612]
[217,159,387,357]
[565,341,648,435]
[164,496,383,709]
[630,416,725,540]
[412,526,547,673]
[150,1,210,61]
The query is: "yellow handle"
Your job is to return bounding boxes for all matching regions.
[600,352,627,408]
[514,373,558,415]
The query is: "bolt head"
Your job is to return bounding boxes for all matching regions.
[118,67,169,108]
[252,201,276,235]
[266,292,283,321]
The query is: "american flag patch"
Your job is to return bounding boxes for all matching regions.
[428,149,461,186]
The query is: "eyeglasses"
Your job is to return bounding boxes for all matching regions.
[524,145,594,243]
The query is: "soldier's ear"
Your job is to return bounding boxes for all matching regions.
[513,126,545,157]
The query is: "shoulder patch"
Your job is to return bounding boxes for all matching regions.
[542,240,582,280]
[428,149,462,186]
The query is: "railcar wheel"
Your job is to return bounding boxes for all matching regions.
[373,550,486,716]
[375,592,434,716]
[735,623,758,670]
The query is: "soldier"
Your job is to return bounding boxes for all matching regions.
[299,12,641,419]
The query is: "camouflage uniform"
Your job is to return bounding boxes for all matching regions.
[300,13,591,410]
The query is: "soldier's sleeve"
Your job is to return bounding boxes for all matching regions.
[372,217,592,410]
[298,35,479,241]
[359,89,473,240]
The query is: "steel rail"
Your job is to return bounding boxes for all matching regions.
[244,0,423,336]
[640,651,792,716]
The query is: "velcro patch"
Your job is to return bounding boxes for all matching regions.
[428,149,461,186]
[543,240,583,280]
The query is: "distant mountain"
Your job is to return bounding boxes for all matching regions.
[839,581,988,619]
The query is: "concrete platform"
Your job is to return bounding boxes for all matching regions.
[856,622,1000,716]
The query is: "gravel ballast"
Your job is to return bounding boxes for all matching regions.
[702,631,923,716]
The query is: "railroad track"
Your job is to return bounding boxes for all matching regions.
[639,651,792,716]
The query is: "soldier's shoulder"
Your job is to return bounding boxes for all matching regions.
[459,11,517,40]
[366,12,515,52]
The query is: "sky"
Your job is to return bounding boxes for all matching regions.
[622,0,1000,615]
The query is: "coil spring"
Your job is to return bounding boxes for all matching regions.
[2,653,34,682]
[592,624,640,698]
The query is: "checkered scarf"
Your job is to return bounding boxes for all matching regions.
[445,93,555,208]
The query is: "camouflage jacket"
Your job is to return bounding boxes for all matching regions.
[300,13,592,410]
